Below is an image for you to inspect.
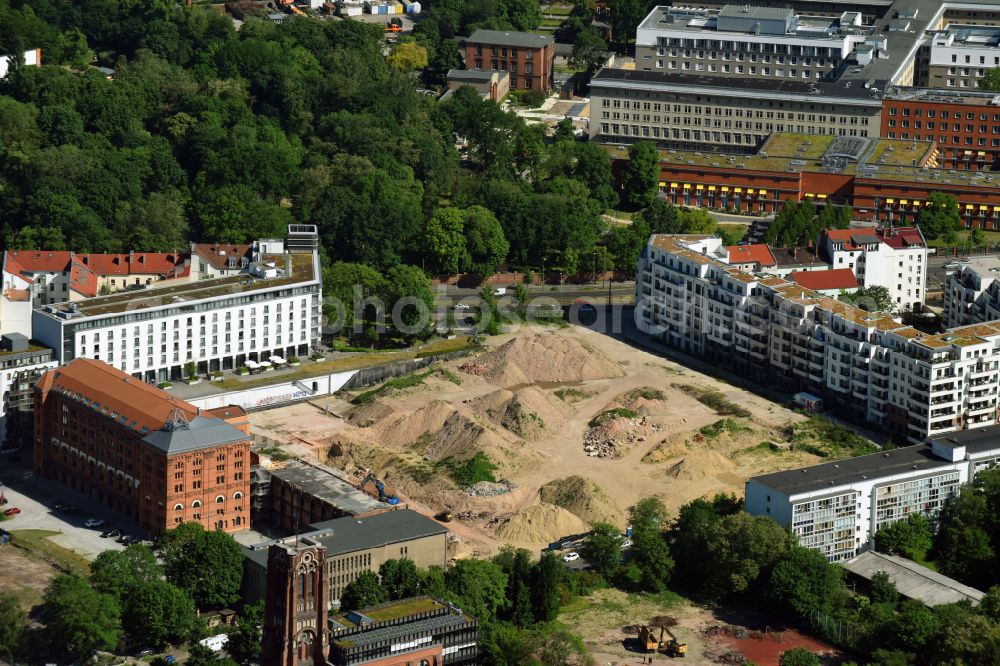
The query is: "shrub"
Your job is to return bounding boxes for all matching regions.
[451,452,498,486]
[589,408,639,427]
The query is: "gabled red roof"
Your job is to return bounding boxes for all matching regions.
[877,227,925,249]
[192,244,252,271]
[790,268,859,291]
[727,244,776,267]
[5,251,73,275]
[81,253,184,276]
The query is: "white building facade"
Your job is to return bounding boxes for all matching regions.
[746,428,1000,561]
[819,227,928,311]
[942,255,1000,328]
[637,234,1000,442]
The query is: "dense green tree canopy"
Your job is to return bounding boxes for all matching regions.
[340,571,388,611]
[41,574,122,661]
[156,522,244,609]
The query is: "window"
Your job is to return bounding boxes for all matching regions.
[234,491,243,500]
[173,503,183,511]
[192,500,201,508]
[215,495,224,504]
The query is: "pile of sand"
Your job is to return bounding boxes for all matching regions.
[344,400,395,427]
[471,386,567,439]
[365,401,456,448]
[665,451,735,481]
[495,503,589,545]
[459,334,623,387]
[583,415,660,459]
[423,411,511,462]
[615,387,667,415]
[539,476,620,525]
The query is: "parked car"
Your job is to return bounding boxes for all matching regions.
[3,507,20,516]
[122,535,140,545]
[453,303,471,311]
[492,287,507,297]
[84,518,105,528]
[563,552,580,562]
[100,528,122,539]
[620,538,633,550]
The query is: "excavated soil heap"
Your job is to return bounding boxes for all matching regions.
[471,386,568,439]
[539,476,621,525]
[665,451,735,481]
[495,503,589,545]
[460,334,623,386]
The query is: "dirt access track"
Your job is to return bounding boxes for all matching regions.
[250,324,825,556]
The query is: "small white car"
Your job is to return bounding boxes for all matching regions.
[492,287,507,297]
[563,552,580,562]
[453,303,471,311]
[84,518,105,528]
[620,539,633,550]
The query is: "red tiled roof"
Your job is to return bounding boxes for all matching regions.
[81,253,185,276]
[192,244,252,271]
[727,244,776,267]
[5,250,73,275]
[877,227,925,249]
[37,358,200,433]
[69,257,98,298]
[790,268,858,291]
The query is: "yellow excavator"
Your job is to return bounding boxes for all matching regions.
[638,625,688,658]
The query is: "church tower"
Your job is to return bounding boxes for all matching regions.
[261,537,329,666]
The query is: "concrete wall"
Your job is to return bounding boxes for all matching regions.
[188,370,358,411]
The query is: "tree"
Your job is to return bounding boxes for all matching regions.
[971,226,987,248]
[444,559,508,623]
[779,647,821,666]
[388,42,429,72]
[582,522,623,578]
[123,579,197,647]
[637,199,682,234]
[626,498,673,591]
[934,489,996,588]
[323,262,387,335]
[570,26,607,73]
[890,599,940,653]
[379,559,422,600]
[916,191,961,241]
[847,285,895,313]
[980,67,1000,91]
[622,141,659,209]
[90,544,162,601]
[766,545,842,622]
[341,571,388,611]
[530,552,563,623]
[553,118,576,143]
[42,574,122,661]
[607,0,650,45]
[464,205,509,275]
[869,570,900,605]
[493,546,535,627]
[705,513,794,597]
[873,513,933,561]
[157,523,244,609]
[382,264,434,334]
[425,207,468,273]
[226,600,263,666]
[0,591,26,658]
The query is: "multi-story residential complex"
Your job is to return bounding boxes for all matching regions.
[33,358,251,536]
[462,29,554,92]
[329,597,478,666]
[243,509,449,605]
[819,227,928,310]
[942,255,1000,327]
[30,227,322,383]
[0,334,56,450]
[746,425,1000,560]
[637,234,1000,442]
[927,24,1000,89]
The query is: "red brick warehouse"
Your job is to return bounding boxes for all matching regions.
[33,358,251,537]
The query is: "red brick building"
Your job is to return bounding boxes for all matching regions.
[33,358,251,537]
[261,539,329,666]
[463,29,554,92]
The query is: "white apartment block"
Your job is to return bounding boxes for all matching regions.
[746,427,1000,561]
[637,234,1000,443]
[927,25,1000,89]
[0,334,56,449]
[31,228,322,384]
[942,255,1000,328]
[819,227,928,311]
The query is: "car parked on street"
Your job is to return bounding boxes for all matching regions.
[3,507,20,516]
[563,551,580,562]
[100,528,122,539]
[84,518,105,528]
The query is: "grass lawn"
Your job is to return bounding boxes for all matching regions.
[542,4,573,15]
[607,210,635,221]
[718,223,748,242]
[925,229,1000,249]
[9,529,93,576]
[216,336,472,391]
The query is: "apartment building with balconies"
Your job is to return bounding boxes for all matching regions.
[638,234,1000,442]
[747,425,1000,560]
[819,227,928,310]
[942,255,1000,327]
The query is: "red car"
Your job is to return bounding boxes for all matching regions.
[4,507,20,516]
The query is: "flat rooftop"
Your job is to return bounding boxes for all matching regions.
[750,425,1000,496]
[843,551,984,606]
[244,508,448,569]
[332,606,472,650]
[39,252,316,319]
[465,29,554,48]
[267,460,384,516]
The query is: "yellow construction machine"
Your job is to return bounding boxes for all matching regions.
[637,625,688,658]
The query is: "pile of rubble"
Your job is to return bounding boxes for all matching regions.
[583,416,661,459]
[463,479,516,496]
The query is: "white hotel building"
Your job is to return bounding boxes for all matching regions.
[746,426,1000,561]
[637,234,1000,443]
[31,227,322,384]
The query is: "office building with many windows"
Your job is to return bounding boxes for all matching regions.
[746,426,1000,560]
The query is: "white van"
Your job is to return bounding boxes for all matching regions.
[492,287,507,297]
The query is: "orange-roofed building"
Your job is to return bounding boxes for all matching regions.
[727,244,777,272]
[33,358,251,537]
[790,268,859,296]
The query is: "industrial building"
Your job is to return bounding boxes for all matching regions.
[33,358,251,537]
[746,426,1000,560]
[637,234,1000,441]
[242,509,449,605]
[842,551,985,605]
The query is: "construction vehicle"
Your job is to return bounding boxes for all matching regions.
[637,625,687,658]
[384,22,402,33]
[360,473,400,505]
[435,510,453,522]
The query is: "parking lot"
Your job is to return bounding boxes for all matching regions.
[0,455,134,560]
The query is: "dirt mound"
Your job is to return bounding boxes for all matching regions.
[344,400,395,427]
[423,411,509,462]
[584,413,661,459]
[367,400,457,448]
[539,476,620,525]
[616,387,668,415]
[472,386,568,439]
[495,503,589,546]
[665,451,735,481]
[460,333,623,387]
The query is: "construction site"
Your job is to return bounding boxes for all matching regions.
[249,324,844,557]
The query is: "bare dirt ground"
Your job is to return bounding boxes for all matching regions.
[559,589,843,666]
[0,544,59,611]
[250,324,823,556]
